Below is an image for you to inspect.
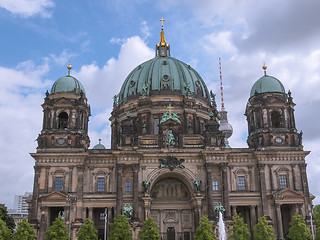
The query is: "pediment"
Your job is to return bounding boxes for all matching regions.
[55,98,72,105]
[274,188,305,200]
[160,118,181,126]
[40,191,67,202]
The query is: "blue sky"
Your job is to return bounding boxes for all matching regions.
[1,0,320,208]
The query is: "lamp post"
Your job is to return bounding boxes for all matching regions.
[66,195,77,240]
[308,205,315,240]
[104,208,108,240]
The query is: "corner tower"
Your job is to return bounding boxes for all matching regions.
[245,65,302,149]
[36,65,91,151]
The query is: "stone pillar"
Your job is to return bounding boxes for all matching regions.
[297,203,304,217]
[39,206,48,240]
[45,166,50,193]
[232,205,237,217]
[76,165,84,221]
[68,166,73,193]
[30,166,41,223]
[88,207,93,220]
[142,196,151,220]
[116,164,124,216]
[268,164,274,191]
[275,203,284,240]
[299,163,311,206]
[220,163,231,218]
[205,163,214,219]
[250,205,257,235]
[257,163,269,216]
[292,164,300,191]
[132,164,140,221]
[249,165,254,191]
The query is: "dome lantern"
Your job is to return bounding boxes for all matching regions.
[156,17,170,57]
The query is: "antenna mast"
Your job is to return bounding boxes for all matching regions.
[219,57,225,110]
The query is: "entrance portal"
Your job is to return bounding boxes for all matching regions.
[167,227,175,240]
[150,177,194,238]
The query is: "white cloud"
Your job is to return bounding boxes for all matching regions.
[202,31,237,55]
[0,0,54,18]
[0,60,51,208]
[49,50,78,67]
[140,21,151,40]
[76,36,154,109]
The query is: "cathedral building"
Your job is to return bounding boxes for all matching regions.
[29,23,313,240]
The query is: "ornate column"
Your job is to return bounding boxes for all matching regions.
[275,203,284,239]
[39,206,48,240]
[132,164,140,221]
[220,163,231,218]
[257,163,269,216]
[205,163,214,219]
[292,164,300,191]
[76,165,84,221]
[268,164,274,191]
[299,163,311,205]
[68,166,73,193]
[142,196,152,220]
[116,164,124,216]
[250,205,257,234]
[45,166,50,193]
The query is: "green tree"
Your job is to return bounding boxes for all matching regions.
[45,216,69,240]
[109,215,132,240]
[138,217,160,240]
[287,213,311,240]
[0,218,12,240]
[313,205,320,240]
[12,218,37,240]
[77,218,98,240]
[228,215,250,240]
[194,215,216,240]
[0,203,15,231]
[254,216,276,240]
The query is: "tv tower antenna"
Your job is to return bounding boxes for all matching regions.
[219,57,225,110]
[218,57,233,147]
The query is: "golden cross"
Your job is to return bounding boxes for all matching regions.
[159,17,165,28]
[167,103,173,115]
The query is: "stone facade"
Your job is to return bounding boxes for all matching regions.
[29,31,313,240]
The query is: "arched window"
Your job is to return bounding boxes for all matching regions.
[58,112,68,129]
[271,111,281,128]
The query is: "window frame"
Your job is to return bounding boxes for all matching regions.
[212,180,219,191]
[54,177,64,191]
[237,176,246,191]
[125,181,131,192]
[97,177,105,192]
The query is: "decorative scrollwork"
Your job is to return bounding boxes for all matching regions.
[159,156,185,171]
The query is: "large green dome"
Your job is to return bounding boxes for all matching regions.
[250,74,285,97]
[117,55,210,105]
[50,66,85,95]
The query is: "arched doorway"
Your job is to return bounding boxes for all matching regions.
[150,177,193,240]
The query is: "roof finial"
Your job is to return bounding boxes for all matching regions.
[160,17,165,30]
[99,138,101,144]
[67,63,72,76]
[262,63,267,76]
[156,18,170,56]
